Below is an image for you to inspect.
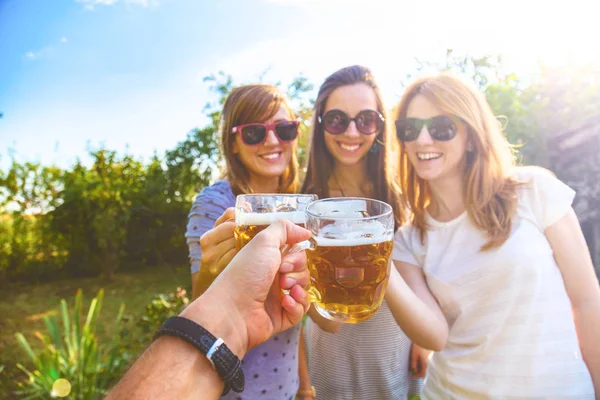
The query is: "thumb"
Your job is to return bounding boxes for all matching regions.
[263,219,311,248]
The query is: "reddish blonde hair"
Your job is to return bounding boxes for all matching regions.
[394,74,521,250]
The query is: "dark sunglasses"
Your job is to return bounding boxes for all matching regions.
[318,109,384,135]
[231,120,299,146]
[395,115,460,142]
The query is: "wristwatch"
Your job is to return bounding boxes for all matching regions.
[154,316,245,395]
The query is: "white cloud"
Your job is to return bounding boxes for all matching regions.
[76,0,155,11]
[60,37,68,44]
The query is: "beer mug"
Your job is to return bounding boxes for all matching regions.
[304,198,394,323]
[234,194,317,251]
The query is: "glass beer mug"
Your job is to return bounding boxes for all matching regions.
[234,194,317,250]
[303,197,394,323]
[196,194,317,293]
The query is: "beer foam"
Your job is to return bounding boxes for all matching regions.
[236,211,306,226]
[314,220,392,247]
[309,199,368,218]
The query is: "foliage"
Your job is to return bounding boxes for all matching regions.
[119,287,190,356]
[13,289,126,400]
[1,60,599,282]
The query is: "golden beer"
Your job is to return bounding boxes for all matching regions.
[304,197,394,323]
[307,236,393,323]
[197,194,316,292]
[234,211,307,251]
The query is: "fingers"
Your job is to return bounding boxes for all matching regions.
[282,284,310,325]
[410,346,418,375]
[280,251,309,289]
[261,220,311,249]
[279,251,307,273]
[214,207,235,227]
[200,222,235,249]
[413,357,426,378]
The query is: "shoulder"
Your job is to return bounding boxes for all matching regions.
[514,166,575,229]
[194,180,235,204]
[514,165,573,198]
[515,165,558,186]
[392,220,422,265]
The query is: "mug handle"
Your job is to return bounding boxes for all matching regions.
[281,239,319,303]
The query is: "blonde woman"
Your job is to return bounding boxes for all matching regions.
[387,74,600,398]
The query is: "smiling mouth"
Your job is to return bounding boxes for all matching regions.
[260,152,282,160]
[338,142,362,152]
[417,152,443,161]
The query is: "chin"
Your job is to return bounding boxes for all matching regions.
[414,169,442,182]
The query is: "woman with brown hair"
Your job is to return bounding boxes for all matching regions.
[387,73,600,398]
[301,65,424,399]
[186,84,307,399]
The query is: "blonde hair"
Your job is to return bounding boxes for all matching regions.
[220,84,299,195]
[394,74,521,250]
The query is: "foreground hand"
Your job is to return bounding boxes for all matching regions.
[410,342,431,378]
[183,220,312,356]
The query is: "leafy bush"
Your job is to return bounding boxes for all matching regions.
[119,287,189,355]
[14,289,126,400]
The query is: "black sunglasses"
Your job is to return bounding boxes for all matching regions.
[395,115,460,142]
[231,120,299,146]
[319,109,384,135]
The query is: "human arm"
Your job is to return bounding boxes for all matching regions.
[385,263,448,351]
[296,328,316,399]
[108,220,312,400]
[546,208,600,393]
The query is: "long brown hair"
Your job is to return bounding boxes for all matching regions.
[394,74,521,250]
[220,84,299,195]
[301,65,405,228]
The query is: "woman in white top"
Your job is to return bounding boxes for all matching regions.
[386,73,600,398]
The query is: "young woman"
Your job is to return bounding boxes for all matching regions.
[301,65,424,399]
[387,73,600,398]
[186,84,309,399]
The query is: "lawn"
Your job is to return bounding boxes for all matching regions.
[0,265,190,398]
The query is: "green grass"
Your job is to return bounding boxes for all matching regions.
[0,265,190,398]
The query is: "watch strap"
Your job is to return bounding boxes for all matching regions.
[154,316,245,395]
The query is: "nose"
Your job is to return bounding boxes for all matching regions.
[263,128,280,146]
[343,120,361,139]
[415,125,434,145]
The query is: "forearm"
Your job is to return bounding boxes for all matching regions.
[108,295,247,399]
[107,336,223,400]
[297,328,312,393]
[574,302,600,392]
[385,272,448,351]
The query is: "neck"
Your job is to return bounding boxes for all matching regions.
[427,174,466,222]
[248,175,280,194]
[330,160,372,197]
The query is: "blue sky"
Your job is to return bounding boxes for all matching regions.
[1,0,598,170]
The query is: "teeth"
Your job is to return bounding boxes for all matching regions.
[262,153,280,160]
[340,143,360,151]
[417,152,442,160]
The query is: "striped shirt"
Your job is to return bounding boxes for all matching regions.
[304,300,423,399]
